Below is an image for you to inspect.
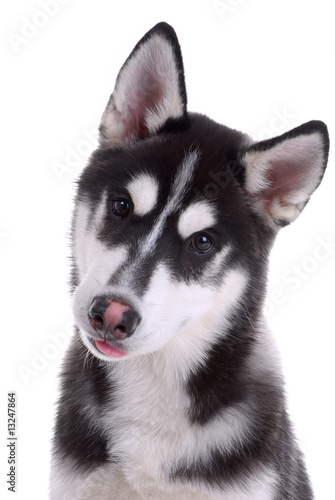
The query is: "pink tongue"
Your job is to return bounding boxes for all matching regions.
[95,340,127,358]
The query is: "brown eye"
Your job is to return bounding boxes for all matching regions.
[191,233,214,254]
[111,199,132,219]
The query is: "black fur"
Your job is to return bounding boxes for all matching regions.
[53,335,113,471]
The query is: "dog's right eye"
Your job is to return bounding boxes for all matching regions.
[111,198,132,219]
[190,233,215,254]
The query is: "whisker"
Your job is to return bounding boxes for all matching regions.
[87,273,102,286]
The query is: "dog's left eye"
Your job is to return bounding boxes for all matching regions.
[190,233,214,254]
[111,198,132,219]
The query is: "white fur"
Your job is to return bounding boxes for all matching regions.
[248,317,284,381]
[178,201,216,239]
[49,458,93,500]
[73,192,109,279]
[73,193,127,286]
[127,174,159,216]
[117,263,248,361]
[50,462,276,499]
[133,149,199,259]
[73,200,91,281]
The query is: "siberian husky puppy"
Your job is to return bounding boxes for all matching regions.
[50,22,329,499]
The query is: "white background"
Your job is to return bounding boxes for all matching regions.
[1,1,334,498]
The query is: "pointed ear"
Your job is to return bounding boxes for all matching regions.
[242,121,329,228]
[99,22,187,146]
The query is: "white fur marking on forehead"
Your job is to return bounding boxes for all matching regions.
[139,149,199,257]
[178,201,216,239]
[127,174,159,216]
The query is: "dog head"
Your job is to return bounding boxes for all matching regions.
[71,23,329,363]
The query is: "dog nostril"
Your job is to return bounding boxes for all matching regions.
[89,297,108,332]
[90,313,104,331]
[113,324,128,340]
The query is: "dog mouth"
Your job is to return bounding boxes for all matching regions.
[87,336,128,359]
[81,296,141,359]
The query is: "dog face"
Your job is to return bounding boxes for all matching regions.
[71,23,329,363]
[72,132,254,364]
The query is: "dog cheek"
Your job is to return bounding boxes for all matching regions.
[216,268,249,325]
[137,265,193,346]
[142,268,210,335]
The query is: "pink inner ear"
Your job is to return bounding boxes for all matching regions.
[123,68,165,139]
[262,158,307,210]
[245,129,326,224]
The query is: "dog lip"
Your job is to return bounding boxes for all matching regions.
[95,340,127,358]
[87,336,128,358]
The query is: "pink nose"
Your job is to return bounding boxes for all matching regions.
[89,297,141,341]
